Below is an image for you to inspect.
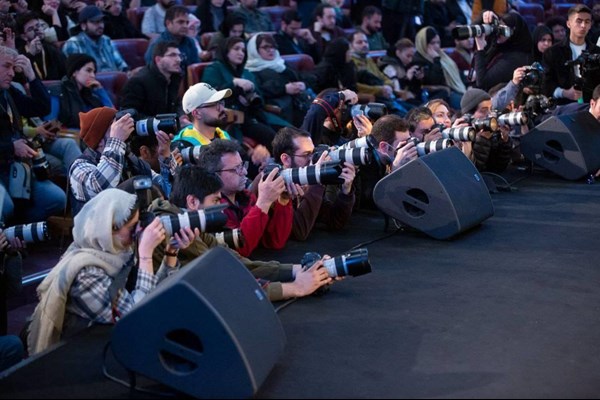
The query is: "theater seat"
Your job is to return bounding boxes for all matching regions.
[367,50,386,63]
[126,7,148,31]
[201,31,216,50]
[113,38,149,70]
[551,3,572,17]
[281,54,315,72]
[187,62,214,87]
[96,71,129,109]
[519,3,545,27]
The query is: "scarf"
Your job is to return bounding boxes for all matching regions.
[245,34,286,73]
[416,27,467,95]
[27,189,137,355]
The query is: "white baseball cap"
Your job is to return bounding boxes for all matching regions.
[182,83,232,114]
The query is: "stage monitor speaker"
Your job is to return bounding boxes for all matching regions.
[373,147,494,240]
[520,111,600,180]
[110,247,285,399]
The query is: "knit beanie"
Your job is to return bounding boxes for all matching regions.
[79,107,117,149]
[66,53,96,78]
[460,88,491,115]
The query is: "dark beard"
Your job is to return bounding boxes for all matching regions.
[203,113,228,128]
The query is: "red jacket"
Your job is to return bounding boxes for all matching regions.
[222,190,293,257]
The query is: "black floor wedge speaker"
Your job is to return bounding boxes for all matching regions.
[110,247,285,398]
[520,111,600,180]
[373,147,494,239]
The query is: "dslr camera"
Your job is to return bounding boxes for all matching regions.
[132,176,227,237]
[452,16,512,40]
[262,159,344,186]
[462,114,498,132]
[520,62,545,89]
[408,137,455,157]
[350,103,388,121]
[115,108,180,137]
[301,248,371,279]
[312,144,373,166]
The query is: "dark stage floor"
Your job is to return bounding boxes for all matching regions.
[2,168,600,399]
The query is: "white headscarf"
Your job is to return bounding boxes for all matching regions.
[245,33,287,73]
[27,189,138,355]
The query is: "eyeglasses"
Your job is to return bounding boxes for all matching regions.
[164,52,184,59]
[292,151,314,160]
[216,161,248,175]
[259,45,277,51]
[25,24,43,34]
[197,100,225,109]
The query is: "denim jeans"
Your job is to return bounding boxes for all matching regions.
[44,138,82,176]
[0,173,67,224]
[0,335,24,372]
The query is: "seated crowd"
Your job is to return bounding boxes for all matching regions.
[2,0,600,370]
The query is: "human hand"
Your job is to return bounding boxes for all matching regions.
[42,4,58,15]
[313,20,322,33]
[155,130,172,159]
[172,148,183,166]
[353,114,372,137]
[256,168,286,212]
[392,139,418,170]
[283,182,305,201]
[511,66,527,86]
[482,10,498,25]
[406,65,419,80]
[290,259,332,297]
[109,112,134,141]
[563,86,583,101]
[248,144,270,167]
[381,85,393,99]
[36,121,59,141]
[339,89,358,105]
[168,226,198,252]
[233,78,254,92]
[285,82,301,95]
[26,37,43,56]
[13,139,38,158]
[340,162,355,195]
[85,78,102,89]
[474,35,487,51]
[15,54,35,81]
[137,217,166,258]
[297,28,315,43]
[7,236,26,251]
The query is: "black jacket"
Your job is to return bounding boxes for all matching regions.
[274,30,320,64]
[103,12,146,40]
[120,64,182,118]
[19,42,67,81]
[57,78,105,129]
[542,38,600,104]
[472,134,513,173]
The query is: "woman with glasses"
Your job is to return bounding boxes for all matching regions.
[203,36,291,150]
[246,33,317,127]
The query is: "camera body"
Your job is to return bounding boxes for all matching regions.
[452,17,512,40]
[311,143,373,166]
[523,94,555,121]
[28,135,50,181]
[115,108,180,137]
[520,62,545,89]
[350,103,387,121]
[301,248,371,278]
[462,114,498,132]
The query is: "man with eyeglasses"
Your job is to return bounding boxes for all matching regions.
[197,139,292,257]
[144,6,200,71]
[16,11,67,81]
[272,126,356,241]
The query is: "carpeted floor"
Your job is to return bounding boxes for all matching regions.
[2,168,600,398]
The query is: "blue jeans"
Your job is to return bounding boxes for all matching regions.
[0,173,66,224]
[0,335,24,372]
[44,138,82,176]
[0,184,13,222]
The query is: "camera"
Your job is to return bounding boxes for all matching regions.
[497,111,528,127]
[179,145,202,165]
[312,144,373,166]
[28,135,50,181]
[462,114,498,132]
[214,229,244,250]
[115,108,180,137]
[565,51,600,71]
[263,159,345,186]
[350,103,388,121]
[520,62,544,88]
[340,134,378,150]
[441,126,476,142]
[415,138,455,157]
[132,176,227,236]
[452,17,512,40]
[301,248,371,278]
[523,94,555,120]
[3,222,49,244]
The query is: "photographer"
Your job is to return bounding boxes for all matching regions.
[473,11,532,92]
[272,126,356,241]
[148,165,332,301]
[27,188,195,356]
[460,88,512,173]
[370,114,417,173]
[0,228,25,372]
[0,45,66,225]
[197,139,293,257]
[301,89,359,146]
[542,5,600,105]
[69,107,172,216]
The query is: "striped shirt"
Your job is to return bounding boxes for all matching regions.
[62,33,128,73]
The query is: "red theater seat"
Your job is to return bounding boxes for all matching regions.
[281,54,315,72]
[96,71,129,109]
[113,38,150,70]
[186,62,214,87]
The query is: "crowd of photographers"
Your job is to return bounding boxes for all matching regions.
[2,0,600,370]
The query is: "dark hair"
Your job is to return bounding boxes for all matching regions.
[406,107,433,133]
[256,33,277,50]
[152,40,180,59]
[361,5,381,20]
[281,9,301,25]
[197,139,242,173]
[371,115,408,146]
[426,99,450,114]
[313,3,333,22]
[169,165,223,208]
[349,30,367,43]
[129,135,158,157]
[219,12,246,36]
[394,38,414,51]
[165,5,190,25]
[117,177,164,204]
[568,4,593,18]
[593,84,600,101]
[16,11,40,35]
[545,16,567,30]
[272,126,311,161]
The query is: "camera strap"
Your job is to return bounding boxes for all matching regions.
[312,97,343,133]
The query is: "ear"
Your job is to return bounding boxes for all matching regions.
[280,152,292,168]
[185,194,200,210]
[139,145,151,158]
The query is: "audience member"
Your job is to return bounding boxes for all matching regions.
[424,0,456,48]
[100,0,146,40]
[449,37,474,83]
[381,0,423,44]
[27,188,194,355]
[0,46,66,224]
[590,2,600,45]
[197,139,292,256]
[272,126,356,241]
[545,16,567,45]
[532,25,553,64]
[543,5,600,105]
[358,6,388,51]
[62,5,129,73]
[312,37,358,94]
[234,0,273,34]
[195,0,230,35]
[141,0,175,40]
[206,12,246,58]
[321,0,353,29]
[144,6,201,71]
[39,0,82,42]
[187,14,212,61]
[471,0,507,21]
[274,10,320,64]
[378,38,425,107]
[309,4,347,57]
